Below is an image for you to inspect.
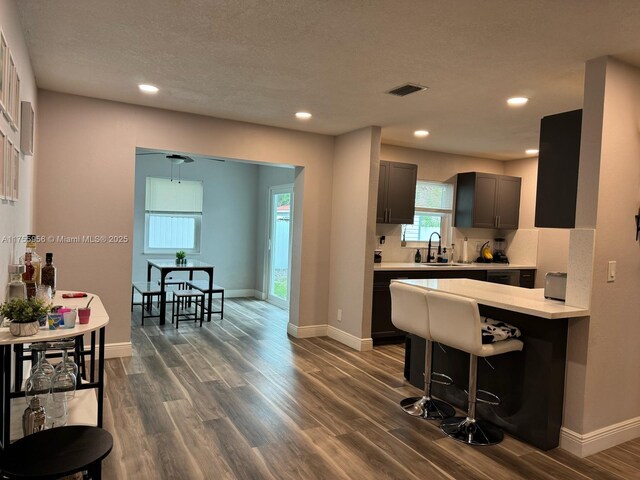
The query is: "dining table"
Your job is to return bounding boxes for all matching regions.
[146,259,214,325]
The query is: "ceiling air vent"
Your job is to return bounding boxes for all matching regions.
[386,83,428,97]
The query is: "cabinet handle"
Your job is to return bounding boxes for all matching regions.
[388,208,391,221]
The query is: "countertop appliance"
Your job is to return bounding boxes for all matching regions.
[486,270,519,286]
[493,237,509,263]
[544,272,567,301]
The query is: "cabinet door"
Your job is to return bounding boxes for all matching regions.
[473,173,498,228]
[496,176,521,229]
[376,161,389,223]
[535,109,582,228]
[386,162,417,224]
[372,283,397,337]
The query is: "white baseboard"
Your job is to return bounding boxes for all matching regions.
[327,326,373,352]
[560,416,640,457]
[104,342,132,359]
[287,322,328,338]
[226,289,261,298]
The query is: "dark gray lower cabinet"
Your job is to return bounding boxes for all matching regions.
[519,269,536,288]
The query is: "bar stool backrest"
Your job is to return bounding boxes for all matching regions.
[427,290,482,356]
[390,282,430,339]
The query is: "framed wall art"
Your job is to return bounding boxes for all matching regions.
[0,129,5,199]
[20,101,33,155]
[5,138,12,201]
[10,65,19,131]
[11,144,18,200]
[0,32,7,115]
[3,53,14,124]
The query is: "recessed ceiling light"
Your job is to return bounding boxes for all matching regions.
[138,84,159,94]
[507,97,528,106]
[526,149,539,155]
[295,111,312,120]
[414,130,430,138]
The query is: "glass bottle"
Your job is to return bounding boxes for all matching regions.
[6,264,27,300]
[415,249,422,263]
[41,253,56,294]
[22,253,37,299]
[20,235,42,286]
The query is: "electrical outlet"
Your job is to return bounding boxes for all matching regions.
[607,261,616,282]
[337,309,342,322]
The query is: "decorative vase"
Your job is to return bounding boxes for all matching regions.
[9,320,40,337]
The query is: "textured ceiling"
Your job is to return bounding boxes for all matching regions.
[16,0,640,160]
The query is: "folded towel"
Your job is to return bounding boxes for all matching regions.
[481,317,521,344]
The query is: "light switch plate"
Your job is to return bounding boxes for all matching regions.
[607,261,616,282]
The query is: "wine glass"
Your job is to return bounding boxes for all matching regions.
[53,340,79,379]
[30,343,54,378]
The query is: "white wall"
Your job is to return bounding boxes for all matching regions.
[132,154,286,294]
[327,127,380,345]
[0,0,37,299]
[35,90,335,346]
[562,57,640,453]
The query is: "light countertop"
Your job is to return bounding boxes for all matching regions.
[375,262,536,271]
[394,278,588,319]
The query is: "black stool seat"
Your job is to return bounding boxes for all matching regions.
[2,426,113,479]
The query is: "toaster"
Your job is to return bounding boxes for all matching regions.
[544,272,567,301]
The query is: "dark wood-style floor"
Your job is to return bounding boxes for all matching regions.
[102,298,640,479]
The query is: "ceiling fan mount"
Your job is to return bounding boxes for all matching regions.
[166,154,194,165]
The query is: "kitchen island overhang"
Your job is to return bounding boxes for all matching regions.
[393,278,588,450]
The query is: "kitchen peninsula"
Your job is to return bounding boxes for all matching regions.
[373,262,537,343]
[395,278,588,450]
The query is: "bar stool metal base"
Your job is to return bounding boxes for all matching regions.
[400,396,456,420]
[440,416,504,446]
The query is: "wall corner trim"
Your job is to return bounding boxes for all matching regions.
[285,323,373,352]
[560,416,640,457]
[104,342,133,359]
[287,323,328,338]
[327,326,373,352]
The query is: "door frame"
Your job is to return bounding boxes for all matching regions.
[263,184,294,309]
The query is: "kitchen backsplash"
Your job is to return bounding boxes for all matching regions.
[375,224,539,265]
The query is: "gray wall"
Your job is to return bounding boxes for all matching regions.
[132,154,272,293]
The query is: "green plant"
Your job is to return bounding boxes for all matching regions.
[0,298,51,323]
[176,251,186,260]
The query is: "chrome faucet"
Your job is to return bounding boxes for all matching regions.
[427,232,442,263]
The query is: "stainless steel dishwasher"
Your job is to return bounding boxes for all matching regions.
[486,269,520,286]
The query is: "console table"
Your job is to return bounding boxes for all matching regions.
[0,291,109,451]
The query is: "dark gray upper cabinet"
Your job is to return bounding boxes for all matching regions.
[534,109,582,228]
[455,172,521,229]
[377,161,417,224]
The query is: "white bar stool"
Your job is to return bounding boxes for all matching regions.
[390,282,455,420]
[427,290,523,446]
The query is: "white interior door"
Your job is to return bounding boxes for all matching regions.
[267,185,293,308]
